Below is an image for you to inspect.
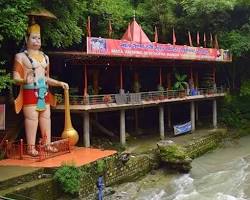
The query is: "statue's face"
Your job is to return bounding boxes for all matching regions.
[27,33,41,50]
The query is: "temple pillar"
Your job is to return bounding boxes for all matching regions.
[213,65,216,84]
[83,112,90,147]
[195,72,199,89]
[120,109,126,145]
[167,71,171,90]
[159,67,162,86]
[159,105,165,140]
[120,64,123,90]
[190,101,195,131]
[132,71,139,134]
[93,69,99,95]
[213,99,217,128]
[84,65,88,96]
[190,67,193,82]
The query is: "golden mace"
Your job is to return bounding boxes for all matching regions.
[61,89,79,145]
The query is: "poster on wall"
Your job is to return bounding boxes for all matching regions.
[173,121,192,135]
[0,104,5,130]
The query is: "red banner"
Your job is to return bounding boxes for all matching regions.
[87,37,231,62]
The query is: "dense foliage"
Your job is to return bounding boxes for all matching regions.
[0,61,14,93]
[0,72,13,93]
[220,79,250,130]
[0,1,248,68]
[0,1,249,54]
[0,0,249,122]
[220,95,250,129]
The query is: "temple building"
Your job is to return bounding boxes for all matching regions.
[49,18,232,147]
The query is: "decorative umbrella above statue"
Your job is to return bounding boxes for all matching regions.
[12,9,78,156]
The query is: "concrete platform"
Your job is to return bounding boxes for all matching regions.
[0,147,116,168]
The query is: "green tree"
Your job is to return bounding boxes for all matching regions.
[85,0,134,38]
[136,0,177,42]
[0,0,34,46]
[42,0,87,48]
[0,0,87,49]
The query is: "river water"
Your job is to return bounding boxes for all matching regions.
[107,135,250,200]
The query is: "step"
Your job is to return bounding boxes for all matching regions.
[0,178,58,200]
[0,166,44,191]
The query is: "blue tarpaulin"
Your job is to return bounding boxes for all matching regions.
[174,121,192,135]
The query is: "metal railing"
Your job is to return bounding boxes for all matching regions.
[5,137,70,161]
[56,87,225,106]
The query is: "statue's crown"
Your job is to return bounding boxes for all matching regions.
[28,23,40,34]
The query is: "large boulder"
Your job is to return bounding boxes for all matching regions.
[157,140,192,173]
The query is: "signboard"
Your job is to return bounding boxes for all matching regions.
[174,121,192,135]
[87,37,231,62]
[0,104,5,130]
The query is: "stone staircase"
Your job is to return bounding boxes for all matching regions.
[0,166,59,200]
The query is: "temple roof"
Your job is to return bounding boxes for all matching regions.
[121,19,151,43]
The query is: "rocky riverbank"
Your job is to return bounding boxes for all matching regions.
[80,128,227,199]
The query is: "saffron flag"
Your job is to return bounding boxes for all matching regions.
[154,26,158,43]
[173,28,176,45]
[124,22,132,41]
[203,32,206,47]
[210,33,213,48]
[108,20,112,38]
[86,16,91,37]
[188,31,193,46]
[197,31,200,46]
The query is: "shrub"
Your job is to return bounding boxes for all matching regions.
[96,159,106,175]
[54,164,80,195]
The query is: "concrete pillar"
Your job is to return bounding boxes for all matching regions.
[190,101,195,131]
[167,106,171,128]
[159,106,165,140]
[83,112,90,147]
[213,99,217,128]
[120,109,126,145]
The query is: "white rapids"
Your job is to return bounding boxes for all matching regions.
[107,135,250,200]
